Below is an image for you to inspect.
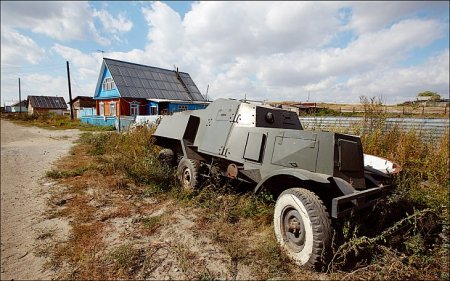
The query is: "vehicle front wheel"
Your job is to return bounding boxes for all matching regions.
[273,188,332,269]
[177,158,200,191]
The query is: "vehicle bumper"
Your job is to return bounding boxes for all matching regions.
[331,185,392,219]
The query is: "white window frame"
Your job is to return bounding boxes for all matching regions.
[150,106,157,115]
[102,78,115,91]
[109,102,117,116]
[130,101,139,116]
[99,102,105,116]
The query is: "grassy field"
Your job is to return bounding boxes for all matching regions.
[40,114,449,280]
[270,98,449,118]
[318,103,448,117]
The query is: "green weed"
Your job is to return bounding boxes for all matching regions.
[108,243,145,275]
[140,216,161,233]
[46,167,89,179]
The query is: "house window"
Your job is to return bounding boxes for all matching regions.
[109,102,116,116]
[178,105,188,112]
[150,106,157,115]
[102,78,115,91]
[130,102,139,116]
[99,102,105,116]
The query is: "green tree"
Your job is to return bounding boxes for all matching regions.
[417,91,441,100]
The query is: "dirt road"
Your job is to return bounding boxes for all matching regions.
[1,119,80,280]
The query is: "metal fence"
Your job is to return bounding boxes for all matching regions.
[300,117,449,139]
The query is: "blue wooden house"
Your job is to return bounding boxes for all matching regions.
[91,58,208,118]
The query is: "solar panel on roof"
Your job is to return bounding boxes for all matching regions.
[137,88,146,98]
[151,72,160,81]
[29,96,66,109]
[128,68,137,77]
[188,85,197,92]
[103,58,204,101]
[109,65,118,73]
[145,88,154,97]
[132,78,142,88]
[136,70,145,79]
[161,90,170,99]
[160,73,169,82]
[142,79,150,88]
[174,92,184,100]
[124,76,133,87]
[149,81,157,89]
[114,75,124,86]
[120,87,129,96]
[153,89,163,98]
[144,71,153,79]
[177,84,185,91]
[169,83,178,91]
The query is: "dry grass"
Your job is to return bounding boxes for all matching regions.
[42,117,449,280]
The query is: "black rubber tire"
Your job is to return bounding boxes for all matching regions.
[273,188,332,269]
[158,149,175,166]
[177,158,200,191]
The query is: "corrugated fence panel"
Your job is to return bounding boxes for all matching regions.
[300,117,449,140]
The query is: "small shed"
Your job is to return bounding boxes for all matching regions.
[69,96,96,118]
[3,100,27,113]
[10,100,28,113]
[27,96,67,115]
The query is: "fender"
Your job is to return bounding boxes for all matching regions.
[254,168,331,193]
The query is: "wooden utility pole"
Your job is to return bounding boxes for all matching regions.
[66,61,74,120]
[18,78,22,114]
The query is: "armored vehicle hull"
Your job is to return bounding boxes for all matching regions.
[153,99,399,269]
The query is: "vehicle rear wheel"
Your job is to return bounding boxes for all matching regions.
[273,188,331,269]
[177,158,200,191]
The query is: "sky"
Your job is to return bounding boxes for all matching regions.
[1,1,449,105]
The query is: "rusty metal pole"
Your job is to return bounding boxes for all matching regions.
[66,61,74,120]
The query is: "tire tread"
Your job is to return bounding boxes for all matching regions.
[277,188,332,269]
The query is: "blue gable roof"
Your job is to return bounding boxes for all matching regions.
[94,63,121,100]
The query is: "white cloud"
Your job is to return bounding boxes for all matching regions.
[0,72,68,105]
[0,27,46,65]
[1,2,93,42]
[133,2,447,103]
[3,1,447,104]
[347,1,448,34]
[0,1,133,45]
[93,9,133,34]
[141,1,184,67]
[182,2,341,60]
[341,50,449,103]
[51,44,103,80]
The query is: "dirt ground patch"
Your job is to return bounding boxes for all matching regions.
[35,130,325,280]
[0,119,81,279]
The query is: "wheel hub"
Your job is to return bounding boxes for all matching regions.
[182,168,191,187]
[282,208,306,251]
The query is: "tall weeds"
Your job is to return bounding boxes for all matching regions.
[61,107,448,279]
[79,127,173,188]
[329,98,449,279]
